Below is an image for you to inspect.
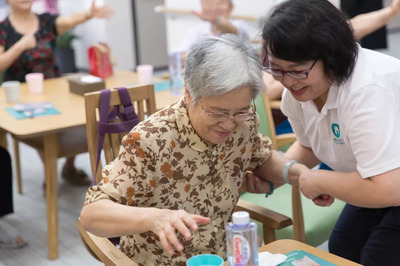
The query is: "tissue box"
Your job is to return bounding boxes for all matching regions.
[68,75,105,95]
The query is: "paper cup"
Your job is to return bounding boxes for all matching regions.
[2,81,21,103]
[25,73,44,94]
[186,254,224,266]
[136,64,153,84]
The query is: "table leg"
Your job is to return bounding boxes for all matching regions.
[44,134,59,260]
[0,128,7,148]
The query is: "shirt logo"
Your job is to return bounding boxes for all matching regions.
[331,123,344,145]
[332,123,340,138]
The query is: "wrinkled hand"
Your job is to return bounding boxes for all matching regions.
[89,0,114,19]
[151,209,210,255]
[242,172,273,194]
[312,194,335,207]
[192,0,219,23]
[19,34,37,51]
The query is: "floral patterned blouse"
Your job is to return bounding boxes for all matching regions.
[84,97,272,265]
[0,13,60,82]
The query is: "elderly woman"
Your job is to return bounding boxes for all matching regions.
[80,34,306,265]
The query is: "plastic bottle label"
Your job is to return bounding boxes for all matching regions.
[233,235,250,265]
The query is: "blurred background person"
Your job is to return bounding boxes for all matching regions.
[341,0,400,50]
[175,0,249,54]
[0,0,113,186]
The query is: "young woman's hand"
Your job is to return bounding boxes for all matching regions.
[312,194,335,207]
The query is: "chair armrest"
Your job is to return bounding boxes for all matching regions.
[235,199,292,230]
[77,219,136,266]
[270,100,281,110]
[276,133,297,148]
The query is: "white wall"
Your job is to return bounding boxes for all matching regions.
[58,0,135,71]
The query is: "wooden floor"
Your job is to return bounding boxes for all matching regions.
[0,136,102,266]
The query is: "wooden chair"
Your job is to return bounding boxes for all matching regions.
[252,93,305,241]
[241,92,345,247]
[12,123,87,194]
[78,85,293,265]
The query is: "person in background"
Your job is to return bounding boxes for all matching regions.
[0,146,27,249]
[0,0,113,185]
[251,0,400,264]
[80,34,311,264]
[341,0,397,50]
[175,0,249,54]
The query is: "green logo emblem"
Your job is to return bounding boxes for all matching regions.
[332,123,340,138]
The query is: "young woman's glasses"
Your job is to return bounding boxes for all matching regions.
[262,53,317,80]
[199,102,256,122]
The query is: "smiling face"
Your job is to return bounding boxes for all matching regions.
[267,53,333,109]
[185,85,253,146]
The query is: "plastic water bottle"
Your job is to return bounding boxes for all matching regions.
[226,211,259,266]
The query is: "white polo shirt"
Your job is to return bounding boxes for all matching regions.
[281,47,400,178]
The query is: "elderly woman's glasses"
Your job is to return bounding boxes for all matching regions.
[199,102,256,122]
[262,53,318,80]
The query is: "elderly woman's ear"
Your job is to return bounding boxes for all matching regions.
[184,85,192,104]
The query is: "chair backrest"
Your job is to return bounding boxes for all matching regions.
[84,84,157,183]
[80,84,156,265]
[253,92,306,243]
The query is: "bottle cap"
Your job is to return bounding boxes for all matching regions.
[232,211,250,225]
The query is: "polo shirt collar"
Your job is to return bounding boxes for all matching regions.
[301,84,339,115]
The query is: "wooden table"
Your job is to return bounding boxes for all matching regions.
[261,239,361,265]
[224,239,361,265]
[0,69,182,259]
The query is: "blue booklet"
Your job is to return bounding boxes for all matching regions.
[278,250,337,266]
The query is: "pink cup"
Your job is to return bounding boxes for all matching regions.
[136,64,153,84]
[25,73,44,94]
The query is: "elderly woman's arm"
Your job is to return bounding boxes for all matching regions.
[80,199,210,255]
[55,0,113,35]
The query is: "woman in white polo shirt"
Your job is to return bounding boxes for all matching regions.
[256,0,400,265]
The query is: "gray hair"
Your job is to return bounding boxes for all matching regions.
[184,34,264,104]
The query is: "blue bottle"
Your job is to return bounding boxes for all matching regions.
[226,211,259,266]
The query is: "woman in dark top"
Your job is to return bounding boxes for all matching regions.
[0,0,113,249]
[0,0,113,81]
[0,13,59,81]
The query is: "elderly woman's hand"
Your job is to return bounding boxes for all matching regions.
[88,0,114,19]
[150,209,210,255]
[242,172,274,194]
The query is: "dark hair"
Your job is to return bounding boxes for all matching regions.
[262,0,358,85]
